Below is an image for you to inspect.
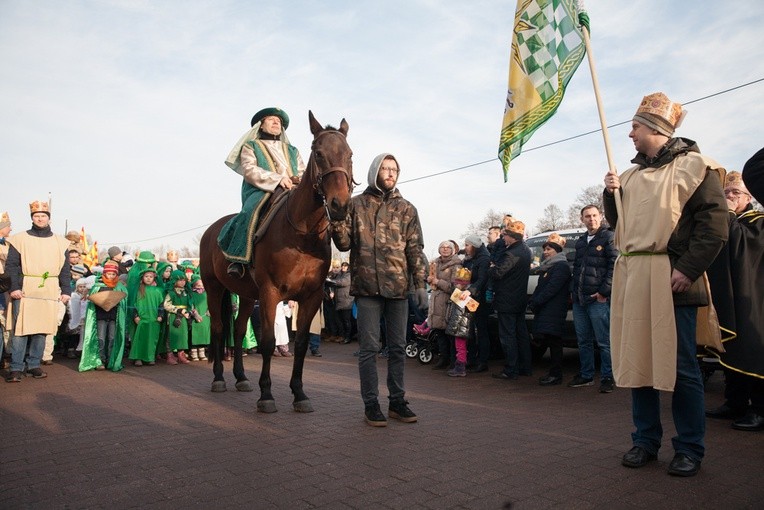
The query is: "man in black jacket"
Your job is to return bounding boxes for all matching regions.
[569,205,618,393]
[490,221,531,380]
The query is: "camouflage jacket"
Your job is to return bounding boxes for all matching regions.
[332,186,426,299]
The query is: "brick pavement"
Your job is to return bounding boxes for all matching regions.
[1,343,762,509]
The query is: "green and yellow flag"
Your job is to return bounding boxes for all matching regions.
[499,0,589,181]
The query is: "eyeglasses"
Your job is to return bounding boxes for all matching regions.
[379,166,399,174]
[724,188,750,197]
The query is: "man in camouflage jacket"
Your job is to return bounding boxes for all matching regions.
[332,153,428,427]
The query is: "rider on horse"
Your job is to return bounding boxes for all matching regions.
[218,107,307,278]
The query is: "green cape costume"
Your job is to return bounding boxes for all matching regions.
[79,279,128,372]
[128,283,165,362]
[189,278,210,346]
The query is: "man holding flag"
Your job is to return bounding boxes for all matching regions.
[499,0,589,180]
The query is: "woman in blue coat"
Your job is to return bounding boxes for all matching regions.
[529,233,572,386]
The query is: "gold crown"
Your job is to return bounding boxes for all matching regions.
[635,92,684,130]
[504,220,525,236]
[724,170,745,188]
[29,200,50,214]
[455,267,472,281]
[546,232,566,248]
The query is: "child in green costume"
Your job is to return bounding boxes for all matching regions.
[189,276,210,361]
[128,268,164,366]
[163,270,191,364]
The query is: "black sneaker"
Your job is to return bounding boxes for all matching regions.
[310,350,322,357]
[25,367,48,379]
[365,403,387,427]
[567,374,594,387]
[599,377,615,393]
[388,399,417,423]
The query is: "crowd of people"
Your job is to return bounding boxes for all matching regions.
[1,96,761,479]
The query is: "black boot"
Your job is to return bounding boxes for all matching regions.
[227,262,245,279]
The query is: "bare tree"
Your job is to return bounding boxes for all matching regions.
[566,185,608,228]
[462,208,507,238]
[535,204,568,233]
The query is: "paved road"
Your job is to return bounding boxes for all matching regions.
[1,343,762,509]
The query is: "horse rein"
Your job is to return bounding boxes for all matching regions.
[286,130,353,235]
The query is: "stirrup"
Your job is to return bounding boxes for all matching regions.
[227,262,246,279]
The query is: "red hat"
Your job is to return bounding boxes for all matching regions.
[103,261,119,274]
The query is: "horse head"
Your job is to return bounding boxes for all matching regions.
[306,110,354,221]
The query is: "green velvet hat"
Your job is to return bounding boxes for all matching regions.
[250,107,289,129]
[136,251,156,264]
[170,270,186,282]
[139,267,157,277]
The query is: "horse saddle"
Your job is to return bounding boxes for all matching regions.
[252,188,291,247]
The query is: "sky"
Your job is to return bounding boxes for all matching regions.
[1,0,763,261]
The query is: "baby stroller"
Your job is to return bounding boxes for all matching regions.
[406,321,439,364]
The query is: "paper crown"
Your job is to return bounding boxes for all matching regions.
[724,170,749,193]
[455,267,472,281]
[543,232,566,252]
[29,200,50,215]
[634,92,685,136]
[504,220,525,237]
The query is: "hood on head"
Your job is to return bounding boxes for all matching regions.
[367,153,399,192]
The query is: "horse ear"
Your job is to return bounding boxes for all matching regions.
[308,110,323,136]
[339,118,349,136]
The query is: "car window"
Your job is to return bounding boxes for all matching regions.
[528,231,584,270]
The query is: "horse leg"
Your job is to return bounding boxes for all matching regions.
[232,297,256,392]
[209,288,229,393]
[256,294,278,413]
[290,293,322,413]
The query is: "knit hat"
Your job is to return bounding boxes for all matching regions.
[71,264,88,276]
[103,261,120,274]
[633,92,685,137]
[29,200,50,217]
[0,211,10,230]
[107,246,121,258]
[251,107,289,129]
[542,232,566,253]
[464,234,483,248]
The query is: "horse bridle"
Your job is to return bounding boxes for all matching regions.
[285,130,355,235]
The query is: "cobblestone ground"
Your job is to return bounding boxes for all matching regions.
[1,343,762,509]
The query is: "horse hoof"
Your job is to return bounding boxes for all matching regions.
[293,400,314,413]
[235,380,254,392]
[257,400,277,413]
[211,380,227,393]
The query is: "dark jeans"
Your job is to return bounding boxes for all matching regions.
[467,302,490,365]
[337,308,354,341]
[434,329,454,362]
[538,333,563,377]
[356,296,408,406]
[497,311,531,376]
[631,306,705,461]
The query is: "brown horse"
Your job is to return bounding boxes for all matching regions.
[199,111,353,413]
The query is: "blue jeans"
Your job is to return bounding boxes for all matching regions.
[356,296,408,406]
[309,333,320,352]
[573,301,612,379]
[631,306,705,461]
[496,311,531,376]
[9,301,46,372]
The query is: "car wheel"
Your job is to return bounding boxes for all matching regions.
[405,342,419,358]
[418,347,433,364]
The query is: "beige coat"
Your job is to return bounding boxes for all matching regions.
[7,232,70,336]
[610,154,724,391]
[290,302,324,335]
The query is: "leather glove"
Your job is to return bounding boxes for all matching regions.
[415,288,429,311]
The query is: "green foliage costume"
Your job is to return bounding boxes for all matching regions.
[128,272,165,362]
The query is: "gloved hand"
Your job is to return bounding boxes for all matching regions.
[415,288,429,311]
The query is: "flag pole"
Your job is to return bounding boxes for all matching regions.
[581,25,617,175]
